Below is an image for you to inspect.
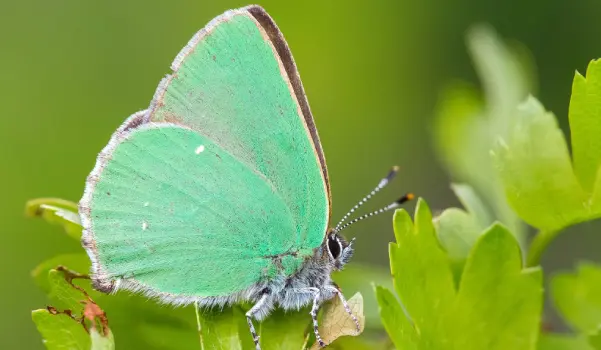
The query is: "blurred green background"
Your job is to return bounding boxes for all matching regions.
[3,0,601,348]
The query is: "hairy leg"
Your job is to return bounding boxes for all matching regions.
[245,294,270,350]
[309,289,326,347]
[326,285,361,333]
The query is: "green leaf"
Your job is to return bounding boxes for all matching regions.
[434,183,489,263]
[26,197,79,213]
[434,207,482,283]
[261,308,309,350]
[435,208,482,261]
[569,59,601,193]
[551,263,601,333]
[99,296,198,350]
[32,308,91,350]
[197,308,243,350]
[378,199,542,349]
[491,58,601,235]
[537,334,594,350]
[433,26,529,241]
[467,25,532,133]
[434,184,490,283]
[136,323,200,350]
[447,224,543,350]
[32,258,115,350]
[492,96,589,231]
[26,198,82,240]
[390,199,455,340]
[47,268,89,313]
[374,285,417,350]
[91,328,115,350]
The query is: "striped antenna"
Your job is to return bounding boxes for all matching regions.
[334,166,401,232]
[335,193,414,233]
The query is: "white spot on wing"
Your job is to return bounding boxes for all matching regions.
[143,202,149,207]
[142,221,148,230]
[195,145,205,154]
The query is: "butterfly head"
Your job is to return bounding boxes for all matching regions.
[325,231,354,270]
[325,166,414,271]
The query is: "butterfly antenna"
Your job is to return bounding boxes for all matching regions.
[334,166,401,232]
[335,193,414,233]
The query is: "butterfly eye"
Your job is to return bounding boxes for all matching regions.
[328,236,342,260]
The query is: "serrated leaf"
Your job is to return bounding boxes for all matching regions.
[309,293,365,350]
[26,198,82,240]
[447,224,543,350]
[551,263,601,333]
[537,334,594,350]
[32,308,90,350]
[493,96,589,231]
[569,59,601,193]
[90,328,115,350]
[390,199,455,342]
[492,59,601,233]
[379,200,542,349]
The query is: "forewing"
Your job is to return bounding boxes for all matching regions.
[81,124,298,298]
[146,6,329,249]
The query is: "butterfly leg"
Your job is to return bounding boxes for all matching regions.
[309,288,326,348]
[246,294,269,350]
[327,284,361,333]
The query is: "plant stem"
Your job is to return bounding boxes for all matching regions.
[526,229,560,267]
[195,301,204,350]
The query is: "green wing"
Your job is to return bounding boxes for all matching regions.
[147,6,330,246]
[80,6,329,299]
[83,124,312,297]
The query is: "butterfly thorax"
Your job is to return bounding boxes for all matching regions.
[248,231,353,321]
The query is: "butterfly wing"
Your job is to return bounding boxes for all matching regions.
[80,6,330,301]
[147,6,330,242]
[82,124,310,300]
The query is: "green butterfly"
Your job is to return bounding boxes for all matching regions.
[79,5,411,349]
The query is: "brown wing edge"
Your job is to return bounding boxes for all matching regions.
[245,5,333,211]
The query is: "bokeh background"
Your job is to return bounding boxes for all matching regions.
[3,0,601,348]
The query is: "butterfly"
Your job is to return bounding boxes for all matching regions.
[79,5,412,349]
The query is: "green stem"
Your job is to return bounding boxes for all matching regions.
[195,301,204,350]
[526,229,560,267]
